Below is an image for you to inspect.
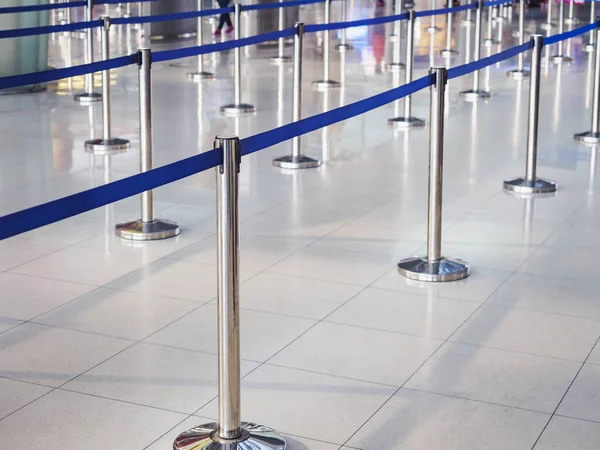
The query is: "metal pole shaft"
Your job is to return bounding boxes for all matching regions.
[197,0,204,72]
[568,0,574,21]
[525,35,543,182]
[292,23,304,158]
[589,1,596,46]
[426,67,447,263]
[473,0,483,90]
[558,0,565,55]
[393,0,402,63]
[517,0,525,70]
[215,136,242,440]
[405,11,415,117]
[101,17,111,140]
[486,6,493,41]
[324,0,331,80]
[278,0,285,57]
[234,4,242,105]
[546,0,553,27]
[445,6,453,51]
[341,0,347,47]
[591,28,600,134]
[138,49,154,223]
[85,0,94,94]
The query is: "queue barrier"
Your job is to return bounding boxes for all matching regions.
[0,1,85,15]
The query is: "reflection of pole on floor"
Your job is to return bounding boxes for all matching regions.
[575,25,600,145]
[440,0,458,58]
[460,0,491,101]
[313,0,342,90]
[271,0,293,63]
[552,0,573,64]
[504,35,557,195]
[188,0,215,80]
[74,0,102,103]
[397,67,470,282]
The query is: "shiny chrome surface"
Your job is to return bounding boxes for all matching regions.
[188,0,215,80]
[397,256,470,282]
[271,0,293,63]
[460,0,490,99]
[312,79,342,91]
[441,0,458,57]
[574,131,600,145]
[74,0,101,102]
[312,0,341,88]
[114,219,180,240]
[553,0,572,63]
[220,103,257,116]
[459,89,491,101]
[388,116,426,128]
[173,422,286,450]
[272,154,322,169]
[84,138,130,154]
[336,0,354,52]
[574,27,600,143]
[386,2,405,71]
[503,177,558,194]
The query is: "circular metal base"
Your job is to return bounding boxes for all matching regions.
[506,69,530,79]
[512,30,530,38]
[461,19,474,27]
[385,62,406,72]
[187,71,215,81]
[574,131,600,145]
[312,79,342,91]
[115,219,180,241]
[552,55,573,64]
[84,138,130,155]
[388,116,426,129]
[565,17,580,25]
[440,48,458,58]
[74,92,102,104]
[388,33,398,42]
[427,26,441,34]
[336,43,354,52]
[540,22,555,30]
[173,422,286,450]
[503,177,557,195]
[397,256,470,282]
[484,38,499,47]
[220,103,256,116]
[584,43,595,53]
[272,154,321,169]
[270,55,293,64]
[459,89,491,102]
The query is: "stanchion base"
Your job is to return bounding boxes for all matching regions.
[385,62,406,72]
[495,15,507,23]
[388,33,398,42]
[484,38,499,47]
[397,256,470,282]
[84,138,130,155]
[427,26,441,34]
[506,69,530,80]
[74,92,102,104]
[552,55,573,64]
[272,154,321,169]
[459,89,491,102]
[173,422,286,450]
[574,131,600,145]
[312,79,342,91]
[540,22,555,30]
[512,30,530,38]
[503,177,557,195]
[270,55,293,64]
[336,43,354,52]
[440,48,459,58]
[388,116,426,129]
[565,17,580,25]
[187,71,215,81]
[115,219,180,241]
[461,19,474,27]
[584,43,595,53]
[220,103,256,116]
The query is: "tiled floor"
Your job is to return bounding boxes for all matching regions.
[1,0,600,449]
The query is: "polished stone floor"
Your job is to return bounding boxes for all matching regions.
[0,0,599,449]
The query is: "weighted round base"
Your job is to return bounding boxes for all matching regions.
[574,131,600,145]
[388,116,426,129]
[459,89,491,102]
[484,38,499,47]
[173,422,286,450]
[122,13,131,18]
[440,49,458,58]
[540,22,555,30]
[272,154,321,169]
[336,43,354,52]
[115,219,180,241]
[312,79,342,91]
[565,17,580,25]
[427,26,441,34]
[552,55,573,64]
[220,103,256,116]
[512,30,530,38]
[84,138,130,155]
[388,34,398,42]
[503,177,557,195]
[74,92,102,104]
[506,69,530,80]
[270,55,293,64]
[397,256,470,282]
[495,15,507,22]
[187,71,215,81]
[461,19,474,27]
[385,62,405,72]
[584,43,595,53]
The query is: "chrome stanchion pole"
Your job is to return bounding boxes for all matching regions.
[386,7,406,71]
[388,0,404,41]
[584,1,596,52]
[173,136,287,450]
[462,0,474,26]
[84,17,130,154]
[427,0,442,33]
[507,0,530,78]
[565,0,580,24]
[123,1,131,18]
[484,4,499,46]
[540,0,555,29]
[460,0,491,100]
[575,25,600,144]
[188,0,215,80]
[271,0,293,63]
[336,0,354,51]
[389,11,425,128]
[134,1,142,29]
[116,49,180,240]
[441,0,459,57]
[398,67,470,282]
[273,24,321,169]
[552,0,573,63]
[221,4,256,115]
[313,0,342,90]
[74,0,102,103]
[504,35,557,195]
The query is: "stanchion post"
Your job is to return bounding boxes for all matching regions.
[123,1,131,18]
[271,0,293,63]
[398,67,470,282]
[386,5,405,71]
[484,4,499,46]
[565,0,580,24]
[116,49,180,240]
[427,1,441,33]
[459,0,491,101]
[273,24,321,169]
[440,0,459,57]
[188,0,215,80]
[540,0,555,30]
[462,0,474,26]
[584,2,596,52]
[313,0,342,90]
[552,0,573,63]
[336,0,354,51]
[84,17,130,154]
[504,35,557,194]
[173,136,287,450]
[221,4,256,115]
[575,25,600,144]
[507,0,530,78]
[74,0,102,103]
[511,0,528,38]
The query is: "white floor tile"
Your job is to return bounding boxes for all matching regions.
[347,389,549,450]
[0,377,51,420]
[588,343,600,365]
[556,364,600,422]
[519,245,600,282]
[451,304,600,362]
[0,237,63,272]
[535,416,600,450]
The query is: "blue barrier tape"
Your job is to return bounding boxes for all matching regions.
[102,0,160,4]
[112,7,232,25]
[245,0,324,11]
[305,12,409,32]
[483,0,511,7]
[0,19,101,39]
[0,149,223,241]
[448,41,532,79]
[545,21,597,45]
[0,1,86,14]
[240,73,435,156]
[0,54,137,91]
[153,27,295,62]
[415,3,477,18]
